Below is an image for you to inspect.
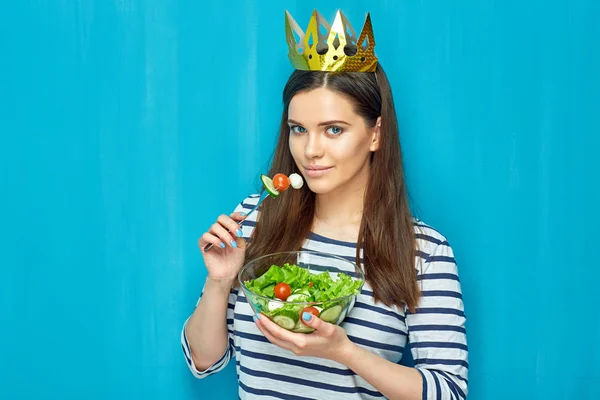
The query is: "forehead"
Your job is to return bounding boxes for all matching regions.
[288,88,357,123]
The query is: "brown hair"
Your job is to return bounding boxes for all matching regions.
[245,64,420,311]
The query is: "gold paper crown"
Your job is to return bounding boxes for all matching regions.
[285,10,378,73]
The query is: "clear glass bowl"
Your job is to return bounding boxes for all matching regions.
[238,250,365,333]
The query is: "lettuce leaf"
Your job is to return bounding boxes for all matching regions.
[244,263,363,302]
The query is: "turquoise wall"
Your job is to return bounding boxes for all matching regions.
[1,1,598,399]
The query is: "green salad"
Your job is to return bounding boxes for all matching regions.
[244,263,363,331]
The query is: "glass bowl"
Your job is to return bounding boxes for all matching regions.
[238,250,365,333]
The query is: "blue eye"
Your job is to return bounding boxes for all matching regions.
[290,125,307,134]
[327,126,343,135]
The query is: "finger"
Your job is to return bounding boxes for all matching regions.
[209,222,237,248]
[300,312,334,336]
[234,234,247,251]
[229,211,248,222]
[217,214,244,239]
[198,232,224,252]
[255,316,296,352]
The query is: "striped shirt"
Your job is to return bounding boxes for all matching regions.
[182,194,469,399]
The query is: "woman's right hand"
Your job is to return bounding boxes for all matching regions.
[197,212,247,286]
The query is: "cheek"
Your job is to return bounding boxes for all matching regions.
[288,136,301,159]
[330,138,368,164]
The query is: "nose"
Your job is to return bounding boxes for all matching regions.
[304,131,324,159]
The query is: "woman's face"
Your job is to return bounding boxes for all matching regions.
[288,87,380,195]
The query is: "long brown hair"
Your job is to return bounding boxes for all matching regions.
[245,64,420,311]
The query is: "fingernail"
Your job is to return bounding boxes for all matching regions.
[236,229,243,237]
[255,313,260,320]
[220,242,225,248]
[252,315,257,322]
[231,240,237,248]
[240,212,246,216]
[302,312,312,321]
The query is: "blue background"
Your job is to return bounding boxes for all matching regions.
[1,0,598,399]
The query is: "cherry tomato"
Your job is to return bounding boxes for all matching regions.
[309,282,314,288]
[302,306,320,317]
[272,173,290,192]
[274,282,292,301]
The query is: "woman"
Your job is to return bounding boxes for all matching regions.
[182,10,468,400]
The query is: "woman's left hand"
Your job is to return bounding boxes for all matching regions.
[254,311,353,362]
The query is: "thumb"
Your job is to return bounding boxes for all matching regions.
[301,311,331,333]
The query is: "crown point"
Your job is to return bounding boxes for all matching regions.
[284,9,378,72]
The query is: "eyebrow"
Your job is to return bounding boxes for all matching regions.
[287,119,350,127]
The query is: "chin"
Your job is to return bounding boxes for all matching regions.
[304,179,336,195]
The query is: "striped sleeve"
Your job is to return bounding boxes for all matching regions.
[407,240,469,400]
[181,194,260,379]
[181,286,238,379]
[180,197,255,379]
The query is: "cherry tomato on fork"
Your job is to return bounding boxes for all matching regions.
[272,173,291,192]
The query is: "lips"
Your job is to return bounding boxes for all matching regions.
[304,165,333,177]
[305,165,332,171]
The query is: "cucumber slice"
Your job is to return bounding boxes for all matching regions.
[267,301,284,312]
[274,308,300,321]
[260,174,280,197]
[291,320,314,333]
[273,309,299,330]
[286,293,310,303]
[320,305,343,323]
[293,288,311,296]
